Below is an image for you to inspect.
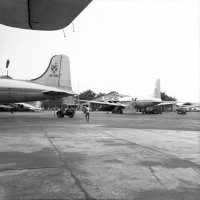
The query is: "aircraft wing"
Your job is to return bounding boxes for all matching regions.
[78,100,127,107]
[91,101,127,107]
[0,104,12,109]
[178,104,200,109]
[0,0,93,30]
[157,101,177,106]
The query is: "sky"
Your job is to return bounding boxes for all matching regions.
[0,0,199,103]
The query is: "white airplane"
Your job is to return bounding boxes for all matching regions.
[0,104,12,111]
[0,0,93,30]
[0,55,76,104]
[119,79,177,113]
[79,79,175,114]
[120,79,162,109]
[13,102,42,112]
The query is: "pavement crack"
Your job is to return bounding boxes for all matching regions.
[68,170,95,200]
[40,127,95,200]
[149,167,166,188]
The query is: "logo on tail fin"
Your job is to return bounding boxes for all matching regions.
[51,64,58,73]
[50,63,59,77]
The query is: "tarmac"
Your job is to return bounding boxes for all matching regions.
[0,111,199,200]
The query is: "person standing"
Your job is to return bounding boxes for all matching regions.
[85,105,90,121]
[10,108,14,115]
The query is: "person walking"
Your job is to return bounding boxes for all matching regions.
[10,108,14,115]
[85,105,90,121]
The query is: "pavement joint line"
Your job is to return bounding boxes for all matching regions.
[39,126,96,200]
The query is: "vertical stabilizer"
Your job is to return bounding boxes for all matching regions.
[153,79,161,99]
[31,55,72,90]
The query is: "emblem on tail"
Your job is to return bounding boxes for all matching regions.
[51,64,58,73]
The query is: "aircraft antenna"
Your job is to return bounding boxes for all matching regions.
[6,59,10,76]
[72,22,75,32]
[78,81,79,100]
[62,29,66,37]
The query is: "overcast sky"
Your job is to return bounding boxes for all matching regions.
[0,0,199,102]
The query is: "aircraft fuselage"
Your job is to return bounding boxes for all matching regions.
[0,79,68,103]
[135,99,162,109]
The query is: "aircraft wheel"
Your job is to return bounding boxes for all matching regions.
[57,111,64,118]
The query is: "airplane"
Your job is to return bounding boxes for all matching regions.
[119,79,163,111]
[120,79,177,113]
[78,79,175,114]
[13,102,42,112]
[0,104,12,111]
[0,0,93,30]
[78,99,126,113]
[0,54,76,104]
[0,102,42,112]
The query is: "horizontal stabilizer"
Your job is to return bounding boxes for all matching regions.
[43,90,75,96]
[43,91,67,96]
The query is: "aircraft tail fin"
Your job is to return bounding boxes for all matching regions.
[31,55,72,91]
[153,79,161,99]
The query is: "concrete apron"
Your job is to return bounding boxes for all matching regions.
[0,115,200,199]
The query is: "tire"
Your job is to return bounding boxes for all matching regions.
[68,111,75,118]
[57,111,64,118]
